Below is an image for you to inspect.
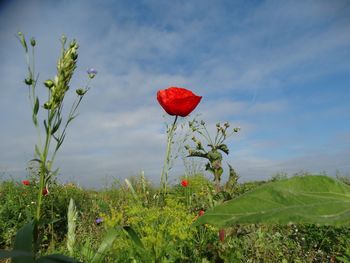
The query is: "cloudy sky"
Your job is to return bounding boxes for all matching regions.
[0,0,349,188]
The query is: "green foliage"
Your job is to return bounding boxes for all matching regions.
[195,175,350,227]
[186,119,240,192]
[2,174,350,261]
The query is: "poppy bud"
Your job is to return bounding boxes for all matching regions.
[25,78,33,85]
[30,37,36,47]
[44,79,54,89]
[42,188,49,196]
[200,120,205,126]
[219,229,225,242]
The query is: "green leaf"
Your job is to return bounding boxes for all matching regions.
[51,118,62,135]
[32,114,38,126]
[193,175,350,227]
[12,221,35,263]
[35,145,41,158]
[44,120,49,133]
[35,254,78,263]
[123,226,145,250]
[34,97,39,115]
[91,228,119,263]
[17,32,28,53]
[30,158,42,164]
[217,144,229,155]
[0,250,33,260]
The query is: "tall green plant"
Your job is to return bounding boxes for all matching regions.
[0,32,96,262]
[186,119,240,193]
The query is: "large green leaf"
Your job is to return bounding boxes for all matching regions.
[91,228,119,263]
[12,221,35,263]
[194,175,350,227]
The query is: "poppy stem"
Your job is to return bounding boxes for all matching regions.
[160,115,178,196]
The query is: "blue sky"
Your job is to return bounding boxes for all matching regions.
[0,0,349,188]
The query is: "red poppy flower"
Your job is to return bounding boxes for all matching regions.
[198,210,205,217]
[181,179,189,187]
[157,87,202,117]
[22,180,30,186]
[42,188,49,196]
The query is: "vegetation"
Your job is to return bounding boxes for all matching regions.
[1,172,350,262]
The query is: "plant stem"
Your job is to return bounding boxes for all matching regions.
[160,115,178,195]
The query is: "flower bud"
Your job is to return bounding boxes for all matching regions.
[24,78,33,85]
[87,68,97,79]
[200,120,205,126]
[43,102,53,110]
[44,79,54,89]
[76,88,87,96]
[30,37,36,47]
[233,127,241,132]
[216,123,220,128]
[224,122,230,128]
[70,52,78,60]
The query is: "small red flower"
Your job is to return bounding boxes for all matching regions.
[42,188,49,196]
[157,87,202,117]
[198,210,205,216]
[181,179,189,187]
[22,180,30,186]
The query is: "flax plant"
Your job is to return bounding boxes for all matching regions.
[17,32,94,224]
[13,33,96,262]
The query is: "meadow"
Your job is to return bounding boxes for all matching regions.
[1,172,350,262]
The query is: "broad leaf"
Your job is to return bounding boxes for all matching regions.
[12,221,35,263]
[123,226,145,250]
[194,175,350,227]
[0,250,33,260]
[91,228,119,263]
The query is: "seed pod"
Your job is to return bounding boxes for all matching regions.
[30,37,36,47]
[24,78,33,85]
[44,79,54,89]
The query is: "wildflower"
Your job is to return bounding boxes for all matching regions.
[181,179,189,187]
[95,218,103,224]
[22,180,30,186]
[42,187,49,196]
[157,87,202,117]
[87,68,97,79]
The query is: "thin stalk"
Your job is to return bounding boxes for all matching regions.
[160,115,178,195]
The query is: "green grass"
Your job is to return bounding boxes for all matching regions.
[1,173,350,262]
